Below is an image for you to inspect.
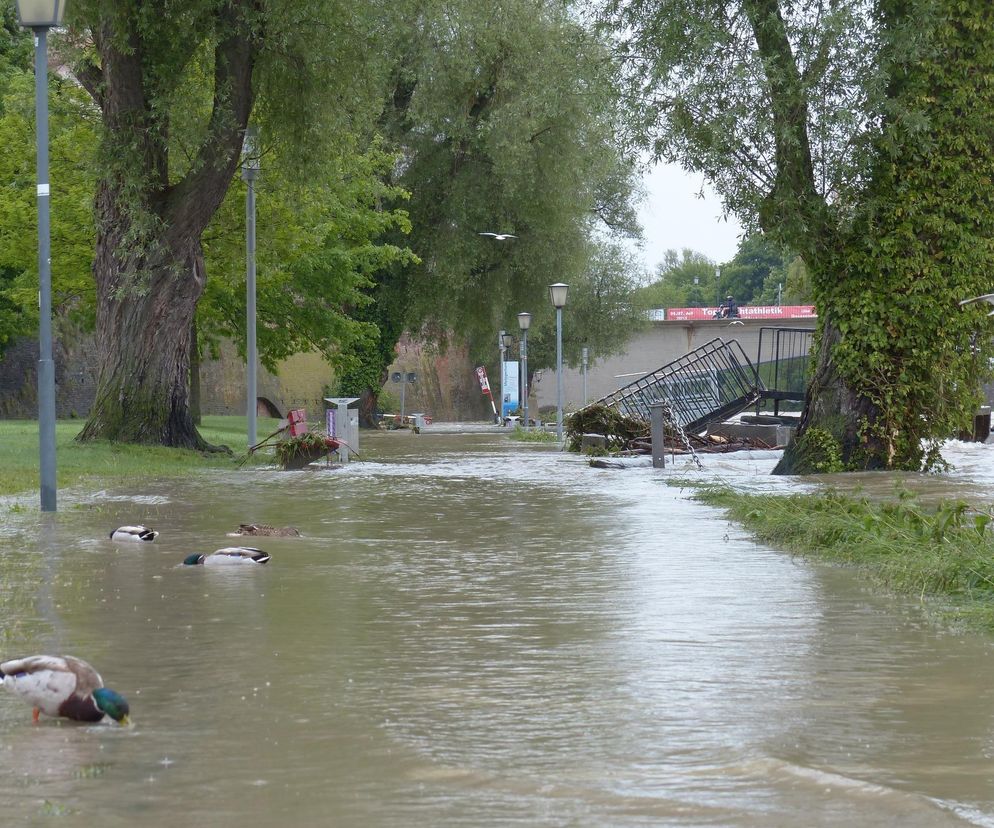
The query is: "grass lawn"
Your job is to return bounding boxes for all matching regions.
[0,416,284,499]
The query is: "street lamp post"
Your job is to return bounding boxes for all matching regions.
[517,312,531,431]
[497,330,505,425]
[242,125,260,449]
[17,0,66,512]
[499,330,513,425]
[549,283,568,441]
[581,346,588,406]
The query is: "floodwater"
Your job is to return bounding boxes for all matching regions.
[2,432,994,826]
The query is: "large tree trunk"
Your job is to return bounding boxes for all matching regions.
[773,320,885,474]
[74,6,255,448]
[79,226,209,447]
[190,318,202,426]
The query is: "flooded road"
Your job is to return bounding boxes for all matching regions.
[2,432,994,826]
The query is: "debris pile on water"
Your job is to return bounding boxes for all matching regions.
[565,404,647,452]
[567,403,779,457]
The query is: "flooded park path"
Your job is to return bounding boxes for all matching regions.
[2,432,994,826]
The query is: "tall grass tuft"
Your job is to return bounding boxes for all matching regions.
[695,486,994,633]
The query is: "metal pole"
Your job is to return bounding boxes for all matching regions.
[520,330,528,432]
[498,330,505,425]
[555,306,563,441]
[243,127,259,449]
[35,27,56,512]
[245,174,256,447]
[581,346,588,406]
[400,377,406,421]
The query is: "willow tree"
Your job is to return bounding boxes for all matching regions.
[334,0,643,423]
[62,0,396,447]
[605,0,994,471]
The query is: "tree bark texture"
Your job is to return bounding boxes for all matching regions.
[76,5,256,448]
[772,320,885,474]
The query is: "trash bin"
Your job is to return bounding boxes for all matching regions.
[323,397,360,462]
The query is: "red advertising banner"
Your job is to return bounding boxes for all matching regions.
[475,366,492,395]
[662,305,817,321]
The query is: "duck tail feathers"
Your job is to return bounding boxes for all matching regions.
[254,553,271,564]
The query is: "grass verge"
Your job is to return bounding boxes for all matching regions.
[0,416,283,499]
[509,425,559,442]
[694,485,994,634]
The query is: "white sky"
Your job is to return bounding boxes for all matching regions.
[634,162,744,275]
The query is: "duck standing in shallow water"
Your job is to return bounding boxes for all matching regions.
[110,525,158,542]
[0,655,131,725]
[183,547,271,566]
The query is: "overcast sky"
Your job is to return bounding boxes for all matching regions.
[633,162,744,275]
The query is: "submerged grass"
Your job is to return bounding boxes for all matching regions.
[695,485,994,633]
[509,425,559,443]
[0,416,283,499]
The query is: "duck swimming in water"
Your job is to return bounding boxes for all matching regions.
[0,655,131,725]
[228,524,300,538]
[110,525,158,542]
[182,547,271,566]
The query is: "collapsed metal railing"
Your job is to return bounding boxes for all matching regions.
[754,327,814,416]
[591,338,764,433]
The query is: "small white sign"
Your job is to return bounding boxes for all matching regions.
[37,184,50,196]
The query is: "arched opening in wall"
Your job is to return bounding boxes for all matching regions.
[257,397,281,419]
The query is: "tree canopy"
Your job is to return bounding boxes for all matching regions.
[1,0,647,442]
[604,0,994,471]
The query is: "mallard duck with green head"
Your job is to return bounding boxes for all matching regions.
[110,525,158,542]
[1,655,131,725]
[183,546,271,566]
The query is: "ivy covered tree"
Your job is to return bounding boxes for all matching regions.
[604,0,994,471]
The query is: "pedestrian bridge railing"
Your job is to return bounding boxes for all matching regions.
[590,338,764,433]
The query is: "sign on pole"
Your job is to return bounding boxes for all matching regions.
[475,366,498,419]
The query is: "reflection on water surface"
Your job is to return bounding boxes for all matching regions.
[2,432,994,826]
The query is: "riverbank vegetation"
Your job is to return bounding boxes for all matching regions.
[0,417,280,499]
[696,486,994,633]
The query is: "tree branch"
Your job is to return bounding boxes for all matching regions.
[166,0,257,243]
[742,0,827,244]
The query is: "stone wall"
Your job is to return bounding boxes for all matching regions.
[0,325,97,420]
[381,335,492,421]
[0,328,489,424]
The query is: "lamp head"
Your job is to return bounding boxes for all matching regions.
[242,125,260,178]
[501,332,514,349]
[517,312,531,332]
[549,283,569,309]
[15,0,66,27]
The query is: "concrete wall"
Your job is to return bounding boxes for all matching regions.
[0,326,98,420]
[0,329,489,424]
[0,329,336,424]
[381,335,493,421]
[533,317,818,413]
[198,340,333,422]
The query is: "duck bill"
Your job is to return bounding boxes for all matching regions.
[119,715,132,726]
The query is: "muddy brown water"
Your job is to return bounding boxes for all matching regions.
[2,432,994,826]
